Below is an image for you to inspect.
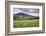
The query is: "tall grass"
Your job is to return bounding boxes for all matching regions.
[13,19,39,28]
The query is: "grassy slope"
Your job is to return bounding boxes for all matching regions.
[13,19,39,28]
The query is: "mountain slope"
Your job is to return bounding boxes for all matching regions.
[15,13,31,16]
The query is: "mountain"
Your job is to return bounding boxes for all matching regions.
[14,13,39,17]
[13,13,39,20]
[15,13,31,16]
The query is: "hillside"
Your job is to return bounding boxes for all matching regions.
[13,13,39,20]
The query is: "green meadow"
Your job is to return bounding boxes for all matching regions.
[13,19,39,28]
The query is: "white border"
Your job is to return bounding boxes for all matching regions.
[10,5,42,32]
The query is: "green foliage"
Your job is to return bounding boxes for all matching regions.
[14,15,39,20]
[13,19,39,28]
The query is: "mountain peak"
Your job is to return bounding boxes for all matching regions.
[18,12,24,14]
[15,12,30,16]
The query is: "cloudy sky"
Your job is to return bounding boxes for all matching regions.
[13,8,39,17]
